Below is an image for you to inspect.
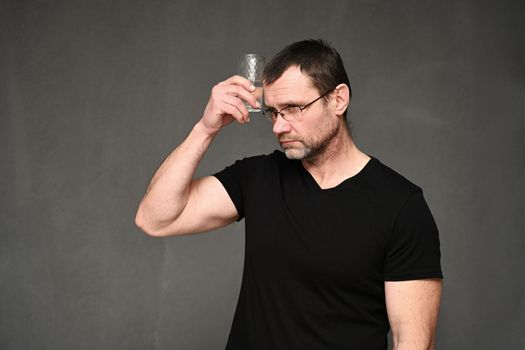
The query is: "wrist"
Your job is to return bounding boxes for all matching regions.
[194,120,219,139]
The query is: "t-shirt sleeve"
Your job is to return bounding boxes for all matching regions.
[383,190,443,281]
[213,160,245,222]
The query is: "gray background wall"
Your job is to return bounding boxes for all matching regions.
[1,0,524,349]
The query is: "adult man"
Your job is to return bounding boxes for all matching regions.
[135,39,443,350]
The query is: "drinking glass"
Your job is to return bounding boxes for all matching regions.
[238,54,265,112]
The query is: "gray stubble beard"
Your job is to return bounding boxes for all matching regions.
[282,120,341,162]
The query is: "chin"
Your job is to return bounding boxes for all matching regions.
[283,147,311,160]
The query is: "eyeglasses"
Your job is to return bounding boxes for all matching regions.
[262,88,335,123]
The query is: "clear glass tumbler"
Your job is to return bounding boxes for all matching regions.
[238,54,265,112]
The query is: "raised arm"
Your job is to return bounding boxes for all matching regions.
[135,76,259,237]
[385,279,443,350]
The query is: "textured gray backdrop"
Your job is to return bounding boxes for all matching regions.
[1,0,524,349]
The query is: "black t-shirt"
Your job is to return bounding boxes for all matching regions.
[213,150,442,350]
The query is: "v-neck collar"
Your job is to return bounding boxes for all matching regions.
[298,155,376,192]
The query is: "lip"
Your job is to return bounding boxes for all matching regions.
[280,141,295,145]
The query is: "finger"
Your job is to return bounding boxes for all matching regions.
[223,102,248,124]
[223,95,249,122]
[221,75,256,92]
[228,85,259,109]
[222,104,244,124]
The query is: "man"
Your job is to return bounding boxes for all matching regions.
[135,39,443,350]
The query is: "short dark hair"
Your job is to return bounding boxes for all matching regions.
[263,39,351,120]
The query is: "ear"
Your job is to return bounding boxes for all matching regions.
[333,83,350,117]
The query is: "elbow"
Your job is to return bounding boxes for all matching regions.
[391,334,436,350]
[134,210,155,237]
[394,344,435,350]
[134,208,168,238]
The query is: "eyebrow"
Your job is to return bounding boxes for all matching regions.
[264,101,302,110]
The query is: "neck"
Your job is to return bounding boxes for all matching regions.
[301,124,370,189]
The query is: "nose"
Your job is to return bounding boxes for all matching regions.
[272,114,292,135]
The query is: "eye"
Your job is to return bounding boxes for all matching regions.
[284,106,301,115]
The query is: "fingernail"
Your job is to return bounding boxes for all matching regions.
[250,85,255,91]
[256,102,261,108]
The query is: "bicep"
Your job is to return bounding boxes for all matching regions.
[158,176,239,236]
[385,279,443,348]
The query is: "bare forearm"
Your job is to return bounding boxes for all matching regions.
[135,121,216,232]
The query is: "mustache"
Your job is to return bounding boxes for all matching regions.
[279,137,302,143]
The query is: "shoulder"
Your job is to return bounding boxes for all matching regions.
[229,149,287,168]
[214,150,286,179]
[364,156,423,204]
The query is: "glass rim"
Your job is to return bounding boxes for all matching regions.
[241,53,265,58]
